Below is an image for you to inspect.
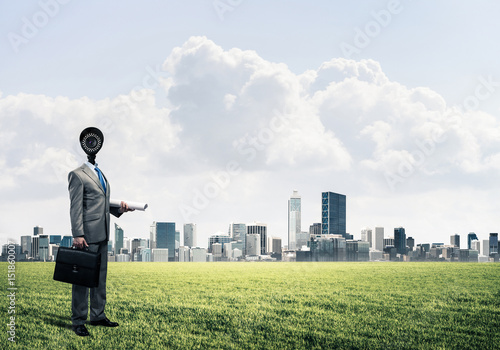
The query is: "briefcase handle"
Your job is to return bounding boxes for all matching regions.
[71,245,91,252]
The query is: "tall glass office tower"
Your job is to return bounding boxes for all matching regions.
[229,223,246,255]
[321,192,346,237]
[467,232,478,250]
[115,223,124,255]
[247,223,267,255]
[288,190,301,250]
[394,227,406,255]
[155,222,176,261]
[184,223,197,247]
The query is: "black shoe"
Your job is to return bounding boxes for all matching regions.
[90,317,119,327]
[72,324,90,337]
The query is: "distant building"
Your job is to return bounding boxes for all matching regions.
[38,235,49,261]
[154,222,177,261]
[229,223,246,255]
[310,234,346,261]
[394,227,406,255]
[296,231,310,250]
[467,232,478,250]
[482,240,490,257]
[309,223,321,235]
[406,237,415,251]
[149,223,156,250]
[471,240,480,255]
[141,248,151,262]
[384,238,394,249]
[247,223,267,255]
[459,249,478,262]
[61,236,73,248]
[272,237,282,254]
[450,234,460,248]
[179,246,191,262]
[20,236,31,256]
[32,236,39,258]
[321,192,346,237]
[115,224,124,255]
[361,228,373,248]
[374,227,384,251]
[49,235,61,245]
[212,243,223,260]
[131,239,141,261]
[346,240,370,261]
[489,233,498,256]
[192,247,207,262]
[116,254,130,262]
[288,190,301,250]
[246,234,261,256]
[208,233,232,256]
[184,223,197,247]
[152,248,168,262]
[33,226,43,236]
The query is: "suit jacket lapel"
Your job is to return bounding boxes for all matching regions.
[81,165,105,194]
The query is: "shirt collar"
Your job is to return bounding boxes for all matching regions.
[84,161,98,172]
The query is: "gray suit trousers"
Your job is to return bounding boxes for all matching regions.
[71,241,108,326]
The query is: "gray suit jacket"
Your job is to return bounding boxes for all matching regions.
[68,164,121,243]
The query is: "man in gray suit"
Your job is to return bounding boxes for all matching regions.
[69,127,133,337]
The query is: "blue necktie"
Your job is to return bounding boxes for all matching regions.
[94,166,107,193]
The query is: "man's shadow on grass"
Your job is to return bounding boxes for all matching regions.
[42,312,72,331]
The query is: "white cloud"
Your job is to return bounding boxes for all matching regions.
[3,36,500,247]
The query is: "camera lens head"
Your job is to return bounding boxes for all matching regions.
[79,127,104,156]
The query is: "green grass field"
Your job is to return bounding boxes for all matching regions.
[1,262,499,349]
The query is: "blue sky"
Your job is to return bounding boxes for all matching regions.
[1,0,500,249]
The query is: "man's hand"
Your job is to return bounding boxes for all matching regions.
[119,201,135,213]
[73,237,88,249]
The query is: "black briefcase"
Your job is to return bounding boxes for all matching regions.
[53,246,101,288]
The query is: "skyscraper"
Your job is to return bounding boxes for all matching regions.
[450,234,460,248]
[229,223,246,255]
[32,236,39,258]
[38,235,49,261]
[184,223,197,247]
[309,223,321,235]
[246,234,261,256]
[482,239,490,257]
[247,223,267,255]
[20,236,31,256]
[49,235,61,245]
[467,232,478,250]
[288,190,301,250]
[154,222,177,261]
[321,192,346,237]
[33,226,43,236]
[394,227,406,255]
[115,224,124,255]
[361,228,373,248]
[406,237,415,251]
[374,227,384,251]
[489,233,498,256]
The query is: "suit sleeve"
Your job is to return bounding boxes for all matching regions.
[68,171,85,238]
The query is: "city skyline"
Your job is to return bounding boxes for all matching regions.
[2,2,500,248]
